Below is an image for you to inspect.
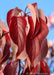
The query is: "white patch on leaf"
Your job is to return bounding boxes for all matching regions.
[38,9,46,22]
[25,17,30,35]
[27,3,36,28]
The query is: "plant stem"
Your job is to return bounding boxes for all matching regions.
[0,32,9,39]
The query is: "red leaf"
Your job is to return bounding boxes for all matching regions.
[23,60,49,75]
[28,16,34,37]
[26,36,40,63]
[23,65,38,75]
[11,39,18,56]
[34,39,48,67]
[9,16,27,56]
[7,9,13,26]
[0,71,4,75]
[26,16,49,64]
[32,3,37,7]
[26,3,49,64]
[40,60,50,75]
[3,60,18,75]
[0,30,10,65]
[0,20,9,36]
[38,9,46,22]
[27,3,36,27]
[37,17,49,44]
[7,7,22,26]
[32,19,40,38]
[23,67,30,75]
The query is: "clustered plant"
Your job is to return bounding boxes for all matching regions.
[0,3,50,75]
